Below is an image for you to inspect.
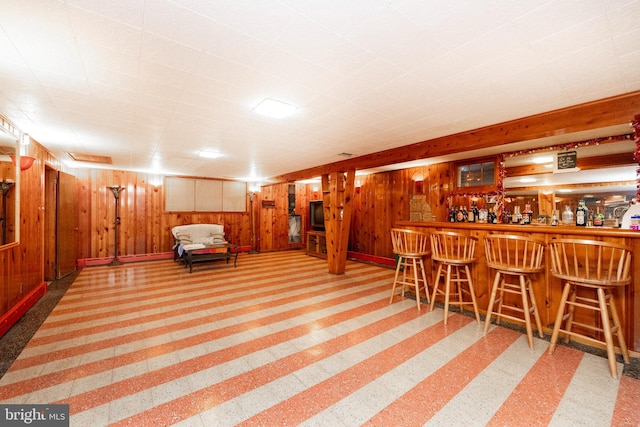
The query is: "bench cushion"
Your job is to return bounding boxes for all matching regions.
[172,224,225,245]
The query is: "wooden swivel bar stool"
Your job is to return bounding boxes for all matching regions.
[389,228,431,311]
[548,239,632,378]
[484,234,545,348]
[429,231,480,325]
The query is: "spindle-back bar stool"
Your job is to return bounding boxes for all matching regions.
[389,228,431,311]
[484,234,545,348]
[547,238,632,378]
[429,231,480,324]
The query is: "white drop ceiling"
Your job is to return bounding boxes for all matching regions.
[0,0,638,183]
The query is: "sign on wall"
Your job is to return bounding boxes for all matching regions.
[165,177,247,212]
[554,151,579,173]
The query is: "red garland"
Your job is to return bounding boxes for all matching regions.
[503,133,633,159]
[632,118,640,201]
[496,154,506,222]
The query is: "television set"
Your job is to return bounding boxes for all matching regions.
[309,200,325,231]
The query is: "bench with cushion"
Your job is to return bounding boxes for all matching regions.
[172,224,226,261]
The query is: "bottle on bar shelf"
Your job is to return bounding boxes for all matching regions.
[576,199,588,226]
[511,206,520,224]
[472,202,479,222]
[468,202,476,223]
[593,206,604,227]
[449,205,457,223]
[562,205,573,225]
[522,203,533,225]
[488,207,497,224]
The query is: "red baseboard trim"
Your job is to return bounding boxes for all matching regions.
[0,281,47,338]
[347,251,395,267]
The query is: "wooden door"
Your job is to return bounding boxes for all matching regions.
[56,171,77,278]
[44,168,57,281]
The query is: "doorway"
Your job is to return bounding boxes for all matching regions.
[44,168,78,280]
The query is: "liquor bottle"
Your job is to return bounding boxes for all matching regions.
[488,207,497,224]
[468,203,476,222]
[456,206,464,222]
[593,206,604,227]
[522,203,533,225]
[449,206,457,223]
[472,202,479,223]
[511,206,519,224]
[462,206,469,222]
[478,207,488,223]
[562,205,574,225]
[576,199,588,226]
[598,207,605,226]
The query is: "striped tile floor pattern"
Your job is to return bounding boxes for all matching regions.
[1,251,639,426]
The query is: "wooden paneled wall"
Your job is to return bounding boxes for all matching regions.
[258,183,307,252]
[0,141,48,316]
[267,163,453,262]
[346,163,451,259]
[74,169,253,259]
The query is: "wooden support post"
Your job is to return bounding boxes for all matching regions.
[321,169,355,274]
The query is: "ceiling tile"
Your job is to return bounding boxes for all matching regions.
[0,0,638,180]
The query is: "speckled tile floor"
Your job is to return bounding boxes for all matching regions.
[1,251,639,426]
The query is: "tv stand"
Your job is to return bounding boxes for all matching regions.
[306,231,327,258]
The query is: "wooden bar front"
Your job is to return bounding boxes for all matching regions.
[396,221,640,355]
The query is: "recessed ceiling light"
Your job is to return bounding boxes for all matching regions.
[532,155,554,164]
[198,149,223,159]
[253,98,297,118]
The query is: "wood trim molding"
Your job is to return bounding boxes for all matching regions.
[271,91,640,183]
[507,152,637,176]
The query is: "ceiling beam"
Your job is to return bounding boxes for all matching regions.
[271,90,640,183]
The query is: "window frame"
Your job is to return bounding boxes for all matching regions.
[453,156,499,193]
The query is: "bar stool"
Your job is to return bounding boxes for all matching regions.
[429,231,480,324]
[548,238,632,378]
[389,228,431,311]
[483,234,545,348]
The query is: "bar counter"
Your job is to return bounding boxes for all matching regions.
[395,220,640,355]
